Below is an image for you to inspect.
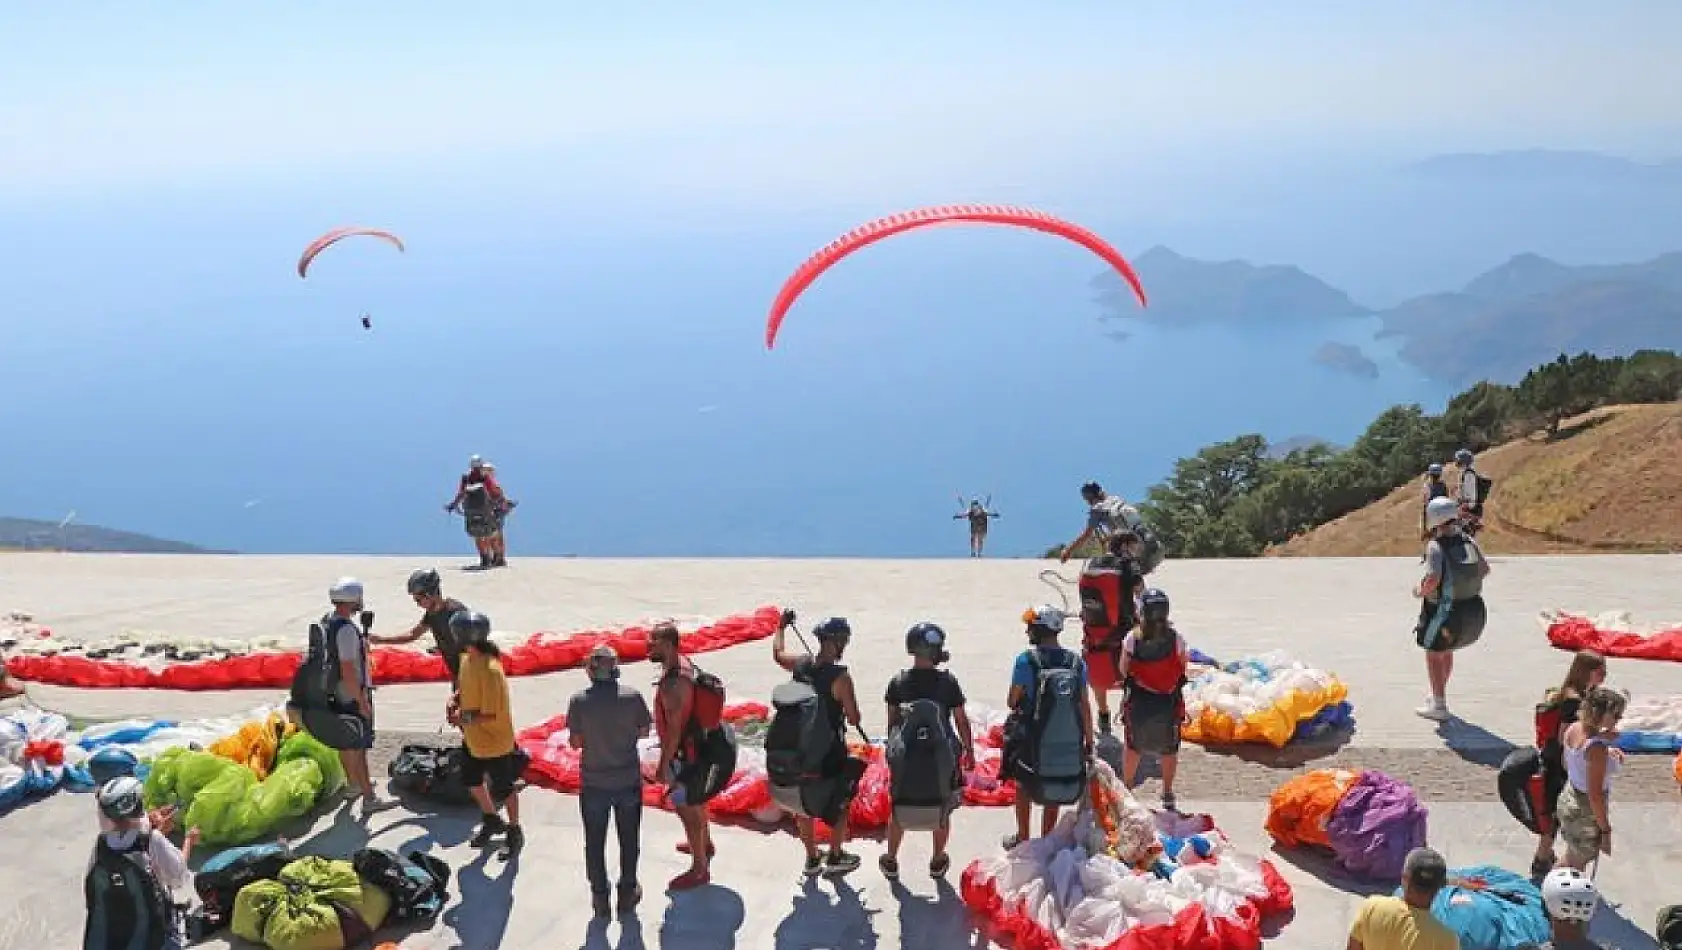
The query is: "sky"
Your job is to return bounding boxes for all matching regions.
[3,3,1680,210]
[1,3,1679,556]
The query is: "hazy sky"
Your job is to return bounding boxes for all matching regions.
[4,2,1679,209]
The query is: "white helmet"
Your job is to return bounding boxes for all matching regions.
[1023,604,1066,633]
[97,776,145,821]
[1541,867,1598,922]
[328,577,365,605]
[469,455,484,469]
[1424,496,1460,530]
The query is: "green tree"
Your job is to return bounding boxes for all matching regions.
[1439,381,1517,451]
[1611,350,1682,404]
[1515,355,1577,436]
[1140,434,1269,556]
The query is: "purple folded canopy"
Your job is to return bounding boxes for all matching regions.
[1324,770,1429,881]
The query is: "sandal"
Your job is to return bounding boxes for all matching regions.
[929,853,951,878]
[668,868,711,891]
[879,855,900,880]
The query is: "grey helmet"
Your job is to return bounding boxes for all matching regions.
[1455,448,1474,465]
[448,610,492,644]
[406,568,442,597]
[97,776,145,821]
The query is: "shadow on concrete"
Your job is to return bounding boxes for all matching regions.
[659,883,746,950]
[889,877,990,949]
[1435,717,1516,769]
[1267,842,1395,898]
[581,912,650,950]
[1590,900,1661,950]
[772,877,881,950]
[441,846,520,950]
[1195,727,1356,769]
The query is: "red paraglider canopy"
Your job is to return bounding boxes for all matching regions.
[297,227,406,279]
[764,204,1148,349]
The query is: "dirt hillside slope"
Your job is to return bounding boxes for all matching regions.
[1273,403,1682,556]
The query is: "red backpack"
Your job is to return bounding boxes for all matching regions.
[688,666,726,735]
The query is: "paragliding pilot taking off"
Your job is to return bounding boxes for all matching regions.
[953,496,1000,558]
[446,455,516,569]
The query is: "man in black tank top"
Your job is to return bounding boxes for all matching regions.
[773,617,865,878]
[370,569,470,687]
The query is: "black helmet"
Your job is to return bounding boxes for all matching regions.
[905,622,948,661]
[1080,481,1103,498]
[448,610,493,644]
[813,617,852,643]
[1141,588,1170,620]
[406,568,441,597]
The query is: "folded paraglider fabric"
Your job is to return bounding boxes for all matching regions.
[1403,865,1548,950]
[232,856,391,950]
[144,731,343,846]
[960,760,1293,950]
[2,606,780,689]
[1182,651,1352,748]
[1544,610,1682,662]
[1612,694,1682,753]
[1266,768,1427,881]
[518,701,1020,832]
[0,706,94,811]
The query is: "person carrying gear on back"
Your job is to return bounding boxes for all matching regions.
[566,644,653,918]
[368,569,471,687]
[767,615,866,878]
[650,622,722,891]
[1001,605,1093,850]
[1421,463,1449,538]
[954,498,1000,558]
[1414,496,1491,721]
[1529,650,1608,879]
[1062,482,1143,563]
[1452,448,1493,538]
[1118,588,1189,811]
[323,577,385,809]
[446,455,511,569]
[84,776,199,950]
[1536,867,1612,949]
[880,622,975,882]
[1079,532,1145,735]
[449,610,525,860]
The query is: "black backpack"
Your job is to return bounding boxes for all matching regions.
[290,615,374,750]
[84,835,174,950]
[1495,746,1551,835]
[388,745,476,806]
[765,670,840,788]
[1657,904,1682,950]
[192,842,291,934]
[886,696,957,830]
[352,847,452,922]
[1020,650,1087,806]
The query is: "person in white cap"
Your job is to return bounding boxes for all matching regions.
[1001,604,1092,849]
[1538,866,1608,949]
[326,577,382,806]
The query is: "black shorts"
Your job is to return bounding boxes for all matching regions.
[462,749,522,800]
[1123,688,1182,755]
[1415,595,1487,652]
[810,756,867,825]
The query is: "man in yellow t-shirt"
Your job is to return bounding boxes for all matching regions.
[450,610,524,859]
[1347,847,1460,950]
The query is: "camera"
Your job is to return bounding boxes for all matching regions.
[779,608,797,628]
[360,610,376,632]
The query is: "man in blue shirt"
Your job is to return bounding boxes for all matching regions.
[1002,605,1093,849]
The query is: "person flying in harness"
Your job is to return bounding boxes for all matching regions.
[368,569,471,688]
[1062,482,1142,563]
[1414,496,1491,721]
[771,616,866,878]
[1079,532,1145,735]
[953,498,1000,558]
[1119,588,1189,811]
[1421,463,1449,538]
[446,456,512,569]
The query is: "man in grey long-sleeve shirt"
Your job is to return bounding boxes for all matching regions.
[567,645,653,918]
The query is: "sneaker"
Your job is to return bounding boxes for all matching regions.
[1097,710,1112,735]
[802,854,824,877]
[1414,699,1451,722]
[879,855,900,880]
[824,851,861,877]
[668,868,711,891]
[471,813,507,847]
[616,884,642,915]
[592,893,612,918]
[929,853,950,878]
[497,824,524,861]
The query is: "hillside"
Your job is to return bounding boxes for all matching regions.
[0,518,213,554]
[1273,403,1682,556]
[1092,246,1370,326]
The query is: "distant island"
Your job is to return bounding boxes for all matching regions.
[1399,149,1682,186]
[1312,342,1379,380]
[1094,245,1682,387]
[0,517,215,554]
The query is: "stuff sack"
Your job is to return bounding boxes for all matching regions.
[885,698,957,831]
[193,842,292,934]
[1134,523,1165,575]
[1496,747,1551,835]
[678,722,738,807]
[84,834,175,950]
[1474,474,1495,507]
[388,745,475,806]
[231,856,390,950]
[764,678,839,790]
[1020,650,1087,806]
[352,847,451,923]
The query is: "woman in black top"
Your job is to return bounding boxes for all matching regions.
[881,622,976,880]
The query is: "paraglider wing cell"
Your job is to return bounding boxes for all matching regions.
[764,204,1148,349]
[296,227,406,279]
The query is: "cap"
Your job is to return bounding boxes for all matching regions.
[1403,847,1447,890]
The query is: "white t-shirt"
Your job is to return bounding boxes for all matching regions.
[1457,468,1480,504]
[91,815,192,896]
[332,615,370,701]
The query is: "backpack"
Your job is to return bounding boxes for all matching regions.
[688,666,727,737]
[1496,746,1552,835]
[886,696,957,831]
[192,842,292,934]
[765,673,839,789]
[388,745,475,806]
[1474,473,1494,506]
[1657,904,1682,950]
[84,834,174,950]
[352,847,451,923]
[1019,650,1087,806]
[1078,557,1136,642]
[291,616,373,750]
[1134,524,1165,575]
